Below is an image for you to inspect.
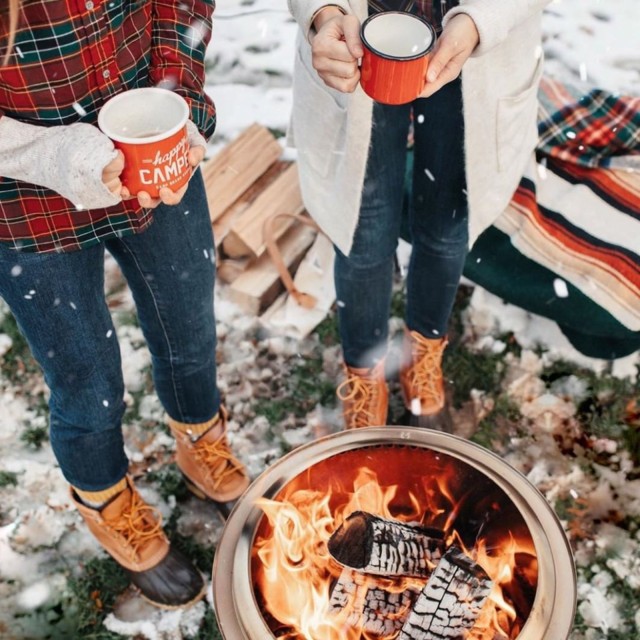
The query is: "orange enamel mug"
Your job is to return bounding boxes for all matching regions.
[360,11,437,106]
[98,88,191,197]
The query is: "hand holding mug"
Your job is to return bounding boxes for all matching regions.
[101,150,129,200]
[135,121,207,209]
[419,13,479,98]
[311,9,363,93]
[98,87,202,209]
[360,12,436,105]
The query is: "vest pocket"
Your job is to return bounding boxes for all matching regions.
[291,49,347,178]
[496,53,544,173]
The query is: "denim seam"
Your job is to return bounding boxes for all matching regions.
[118,242,185,421]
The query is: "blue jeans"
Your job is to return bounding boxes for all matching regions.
[335,78,469,368]
[0,171,219,490]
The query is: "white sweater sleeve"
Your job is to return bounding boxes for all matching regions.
[443,0,552,56]
[288,0,352,38]
[0,116,121,209]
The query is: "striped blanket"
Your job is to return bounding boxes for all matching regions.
[465,77,640,358]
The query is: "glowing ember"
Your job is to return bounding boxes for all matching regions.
[252,446,537,639]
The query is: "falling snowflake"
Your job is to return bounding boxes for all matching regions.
[183,19,208,49]
[579,62,588,82]
[72,102,87,117]
[553,278,569,298]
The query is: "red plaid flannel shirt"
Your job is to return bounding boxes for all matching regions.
[0,0,216,253]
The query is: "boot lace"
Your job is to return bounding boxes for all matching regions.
[337,373,383,429]
[405,332,447,406]
[108,490,163,562]
[193,434,245,491]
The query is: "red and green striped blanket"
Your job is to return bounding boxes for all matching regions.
[465,77,640,358]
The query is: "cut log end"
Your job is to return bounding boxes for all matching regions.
[328,511,446,578]
[327,512,369,570]
[398,546,494,640]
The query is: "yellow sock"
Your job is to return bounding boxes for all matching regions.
[74,477,128,509]
[170,412,221,440]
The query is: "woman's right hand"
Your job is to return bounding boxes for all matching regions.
[311,9,363,93]
[101,150,130,200]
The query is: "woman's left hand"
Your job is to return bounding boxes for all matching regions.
[419,13,480,99]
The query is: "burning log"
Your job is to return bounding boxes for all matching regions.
[328,511,445,578]
[328,569,419,637]
[398,547,493,639]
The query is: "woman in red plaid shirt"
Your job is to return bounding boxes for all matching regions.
[0,0,249,608]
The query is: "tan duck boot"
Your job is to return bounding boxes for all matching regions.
[400,329,450,429]
[71,477,205,609]
[336,359,389,429]
[169,407,250,503]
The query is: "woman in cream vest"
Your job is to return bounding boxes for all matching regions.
[287,0,549,429]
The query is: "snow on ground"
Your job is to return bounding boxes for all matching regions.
[0,1,639,639]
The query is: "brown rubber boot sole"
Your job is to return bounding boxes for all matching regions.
[136,578,207,610]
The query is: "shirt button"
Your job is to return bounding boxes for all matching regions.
[102,69,111,78]
[85,1,94,9]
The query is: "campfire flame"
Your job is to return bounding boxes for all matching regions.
[252,453,537,640]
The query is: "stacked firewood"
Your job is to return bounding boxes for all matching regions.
[203,124,331,330]
[327,511,495,639]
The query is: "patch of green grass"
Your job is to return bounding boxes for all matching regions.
[443,346,505,408]
[253,354,336,423]
[20,424,49,450]
[196,608,224,639]
[390,287,406,320]
[65,557,129,639]
[471,396,522,450]
[0,312,39,381]
[0,470,18,487]
[164,508,215,575]
[146,463,190,502]
[541,361,640,468]
[314,312,340,347]
[576,373,636,436]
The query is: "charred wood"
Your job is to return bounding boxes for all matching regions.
[398,546,493,639]
[328,511,445,578]
[328,569,419,637]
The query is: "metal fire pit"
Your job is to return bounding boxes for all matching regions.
[213,428,576,639]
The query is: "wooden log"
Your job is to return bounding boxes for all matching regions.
[226,223,317,315]
[222,163,304,259]
[397,547,493,640]
[216,256,251,284]
[328,511,445,578]
[328,569,418,637]
[201,123,282,223]
[212,160,290,248]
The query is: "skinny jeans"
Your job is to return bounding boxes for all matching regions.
[334,78,469,368]
[0,171,219,490]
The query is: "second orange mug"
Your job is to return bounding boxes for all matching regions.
[360,11,437,106]
[98,87,191,197]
